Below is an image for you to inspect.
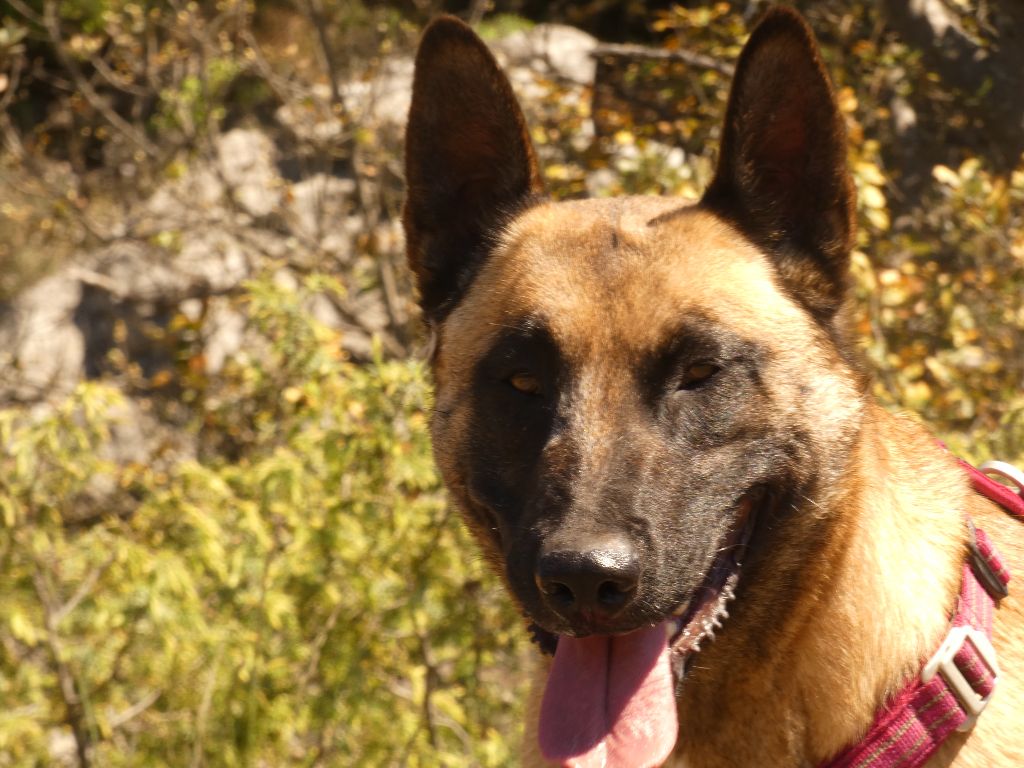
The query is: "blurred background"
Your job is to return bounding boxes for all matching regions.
[0,1,1021,765]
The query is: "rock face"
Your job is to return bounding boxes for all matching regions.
[493,24,598,85]
[0,20,605,409]
[337,57,416,131]
[0,128,373,405]
[216,129,283,218]
[0,272,85,402]
[280,22,599,135]
[0,17,607,503]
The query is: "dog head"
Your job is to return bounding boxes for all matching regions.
[404,7,867,763]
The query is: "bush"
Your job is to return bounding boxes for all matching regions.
[1,3,1022,765]
[0,275,527,767]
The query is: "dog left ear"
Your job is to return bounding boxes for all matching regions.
[702,7,856,322]
[404,16,544,325]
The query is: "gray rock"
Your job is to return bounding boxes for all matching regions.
[495,24,598,85]
[144,167,225,228]
[347,287,390,335]
[338,57,415,130]
[0,226,255,403]
[0,273,84,401]
[216,128,282,218]
[89,234,250,303]
[175,230,251,295]
[320,22,598,137]
[284,174,359,261]
[202,298,247,375]
[101,396,195,468]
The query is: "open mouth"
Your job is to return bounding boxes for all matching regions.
[534,490,762,768]
[528,490,760,668]
[667,490,757,678]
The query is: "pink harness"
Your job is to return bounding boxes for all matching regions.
[821,460,1023,768]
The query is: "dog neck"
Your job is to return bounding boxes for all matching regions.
[799,406,969,756]
[673,403,969,766]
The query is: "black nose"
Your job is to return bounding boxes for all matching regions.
[535,535,641,622]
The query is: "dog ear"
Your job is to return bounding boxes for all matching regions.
[702,7,855,322]
[404,16,543,324]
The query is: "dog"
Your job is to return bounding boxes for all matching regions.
[402,7,1023,766]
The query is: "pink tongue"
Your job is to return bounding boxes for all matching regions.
[538,622,678,768]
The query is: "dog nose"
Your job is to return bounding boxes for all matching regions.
[536,536,640,621]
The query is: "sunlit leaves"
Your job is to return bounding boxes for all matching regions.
[0,276,526,766]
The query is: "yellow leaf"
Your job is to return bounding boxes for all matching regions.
[544,164,570,181]
[855,161,885,186]
[932,165,960,188]
[836,87,858,114]
[861,185,886,210]
[10,611,39,646]
[865,207,890,231]
[878,269,900,286]
[958,157,980,179]
[925,357,953,385]
[903,381,932,409]
[1010,235,1024,260]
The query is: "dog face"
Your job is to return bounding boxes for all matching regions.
[405,6,864,667]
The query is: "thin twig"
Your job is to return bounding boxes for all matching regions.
[298,0,347,121]
[411,612,440,751]
[4,0,41,24]
[189,645,223,768]
[52,557,114,625]
[30,562,93,768]
[0,113,113,244]
[0,55,23,113]
[298,598,345,690]
[591,42,735,77]
[107,689,160,729]
[88,54,150,98]
[40,0,158,157]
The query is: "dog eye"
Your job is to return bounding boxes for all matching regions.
[508,372,543,396]
[677,363,719,391]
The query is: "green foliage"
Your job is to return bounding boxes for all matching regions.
[0,275,527,766]
[528,1,1023,467]
[475,14,535,41]
[1,2,1022,766]
[858,160,1024,463]
[155,56,241,137]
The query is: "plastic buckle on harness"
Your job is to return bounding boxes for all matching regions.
[920,626,999,731]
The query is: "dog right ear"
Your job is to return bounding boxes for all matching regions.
[403,16,543,324]
[702,7,856,323]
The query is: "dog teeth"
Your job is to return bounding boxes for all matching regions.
[670,563,742,658]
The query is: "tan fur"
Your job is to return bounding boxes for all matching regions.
[406,11,1024,767]
[493,202,1024,766]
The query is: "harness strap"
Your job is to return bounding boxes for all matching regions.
[959,458,1024,521]
[820,459,1021,768]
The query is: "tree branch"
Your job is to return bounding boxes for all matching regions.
[30,564,93,768]
[881,0,1024,165]
[39,0,158,157]
[591,42,735,77]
